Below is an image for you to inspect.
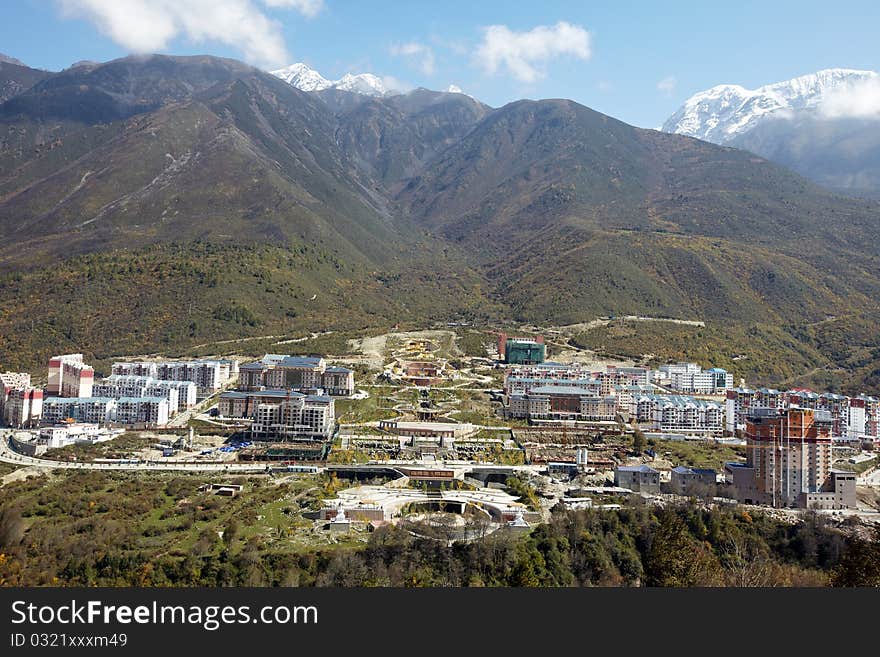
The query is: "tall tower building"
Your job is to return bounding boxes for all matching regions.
[745,408,833,507]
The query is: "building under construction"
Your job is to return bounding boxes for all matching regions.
[727,407,857,509]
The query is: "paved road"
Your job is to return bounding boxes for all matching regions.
[860,467,880,487]
[0,433,267,473]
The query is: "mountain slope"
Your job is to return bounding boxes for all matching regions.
[399,98,880,326]
[662,69,880,196]
[326,88,492,188]
[0,55,407,264]
[0,59,51,103]
[3,54,880,393]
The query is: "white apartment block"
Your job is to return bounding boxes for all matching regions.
[658,362,732,395]
[115,397,170,426]
[112,360,235,393]
[42,397,117,424]
[93,375,195,414]
[635,394,724,436]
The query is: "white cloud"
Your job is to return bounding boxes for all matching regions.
[390,42,435,76]
[657,75,677,95]
[474,21,591,83]
[598,80,611,93]
[57,0,322,68]
[380,75,413,94]
[820,77,880,119]
[262,0,323,18]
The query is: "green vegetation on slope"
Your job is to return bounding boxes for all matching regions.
[1,470,877,586]
[0,241,503,373]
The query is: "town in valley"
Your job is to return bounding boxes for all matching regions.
[3,320,879,547]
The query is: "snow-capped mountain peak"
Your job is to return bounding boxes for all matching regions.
[271,62,332,92]
[270,63,395,97]
[333,72,389,96]
[663,68,879,143]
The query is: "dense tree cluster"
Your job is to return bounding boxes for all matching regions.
[1,470,876,587]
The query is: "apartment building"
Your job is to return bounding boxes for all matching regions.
[3,386,43,427]
[508,385,617,422]
[115,397,170,426]
[725,387,786,433]
[635,394,724,436]
[657,362,733,395]
[42,397,117,424]
[250,394,335,441]
[219,389,315,418]
[93,375,196,414]
[47,354,94,398]
[1,372,37,426]
[238,354,355,396]
[737,407,855,509]
[726,387,879,439]
[111,360,234,393]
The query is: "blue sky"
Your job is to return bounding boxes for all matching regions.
[2,0,878,128]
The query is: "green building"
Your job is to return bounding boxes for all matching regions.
[504,339,546,364]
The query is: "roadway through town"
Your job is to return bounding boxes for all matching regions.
[0,432,268,473]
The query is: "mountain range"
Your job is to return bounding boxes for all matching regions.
[663,69,880,197]
[271,62,393,96]
[1,53,880,392]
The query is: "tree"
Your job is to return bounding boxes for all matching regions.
[644,511,723,587]
[832,528,880,587]
[632,429,647,454]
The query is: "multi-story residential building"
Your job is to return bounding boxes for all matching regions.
[42,397,117,425]
[111,360,235,394]
[854,395,880,439]
[657,362,733,395]
[250,394,334,441]
[735,407,855,509]
[110,362,158,378]
[635,394,724,436]
[238,354,354,396]
[115,397,169,427]
[817,393,850,440]
[504,362,595,394]
[0,371,31,392]
[508,386,617,422]
[727,387,880,440]
[92,375,195,414]
[3,386,43,427]
[1,372,33,425]
[47,354,94,398]
[606,366,652,387]
[505,375,601,397]
[218,389,316,418]
[725,387,787,433]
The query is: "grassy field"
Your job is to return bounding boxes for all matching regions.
[335,387,400,423]
[650,439,746,471]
